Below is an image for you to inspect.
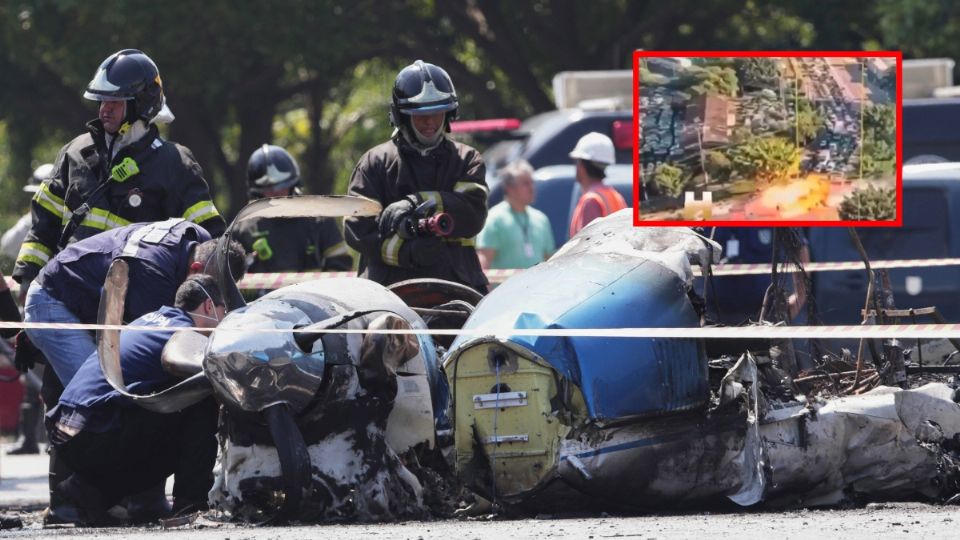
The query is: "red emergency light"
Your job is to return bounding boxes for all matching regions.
[611,120,633,150]
[450,118,522,133]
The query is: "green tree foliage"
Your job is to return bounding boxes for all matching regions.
[863,104,895,141]
[860,104,895,178]
[704,151,733,182]
[736,58,780,89]
[0,1,952,225]
[862,139,895,178]
[792,109,823,144]
[731,137,800,185]
[677,66,739,97]
[874,0,960,67]
[0,0,418,218]
[787,93,824,144]
[639,67,669,86]
[838,185,896,220]
[654,163,687,197]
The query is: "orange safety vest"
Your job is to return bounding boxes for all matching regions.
[569,185,628,237]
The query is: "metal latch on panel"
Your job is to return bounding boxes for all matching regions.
[483,434,530,444]
[473,391,527,409]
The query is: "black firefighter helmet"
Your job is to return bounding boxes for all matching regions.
[389,60,458,145]
[83,49,165,125]
[247,144,301,198]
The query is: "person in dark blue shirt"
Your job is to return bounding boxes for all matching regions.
[23,219,244,526]
[47,275,225,525]
[24,219,245,388]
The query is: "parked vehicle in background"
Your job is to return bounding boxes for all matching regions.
[903,98,960,164]
[487,164,635,249]
[808,163,960,324]
[462,108,633,190]
[453,70,634,191]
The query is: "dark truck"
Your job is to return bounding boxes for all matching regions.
[807,98,960,324]
[455,108,633,190]
[809,163,960,325]
[903,98,960,164]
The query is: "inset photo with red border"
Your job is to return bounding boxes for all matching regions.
[633,51,902,227]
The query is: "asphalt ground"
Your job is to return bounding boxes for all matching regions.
[2,503,959,539]
[3,444,959,539]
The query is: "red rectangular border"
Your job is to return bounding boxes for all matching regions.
[632,50,903,227]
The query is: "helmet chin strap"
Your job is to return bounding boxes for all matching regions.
[402,121,445,156]
[106,119,149,159]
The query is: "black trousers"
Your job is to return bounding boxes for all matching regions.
[57,397,219,507]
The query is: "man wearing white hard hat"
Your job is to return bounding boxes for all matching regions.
[568,132,627,236]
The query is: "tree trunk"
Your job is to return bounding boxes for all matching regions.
[304,83,335,195]
[167,94,237,217]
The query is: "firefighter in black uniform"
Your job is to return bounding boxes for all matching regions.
[13,49,226,300]
[234,144,352,280]
[345,60,489,293]
[11,48,226,525]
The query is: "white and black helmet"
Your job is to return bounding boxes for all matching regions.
[389,60,459,154]
[83,49,165,125]
[246,144,301,198]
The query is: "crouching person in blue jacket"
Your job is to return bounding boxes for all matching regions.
[45,275,226,525]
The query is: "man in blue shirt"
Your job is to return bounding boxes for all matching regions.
[47,275,226,525]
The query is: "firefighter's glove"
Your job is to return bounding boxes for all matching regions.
[406,236,444,268]
[378,197,417,238]
[14,331,43,373]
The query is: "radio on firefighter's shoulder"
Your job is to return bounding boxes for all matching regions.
[397,199,454,240]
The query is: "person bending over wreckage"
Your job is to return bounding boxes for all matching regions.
[46,276,226,526]
[58,194,466,524]
[23,219,245,389]
[19,218,244,524]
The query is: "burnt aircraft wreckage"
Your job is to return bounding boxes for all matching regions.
[97,195,479,522]
[445,210,960,512]
[96,201,960,523]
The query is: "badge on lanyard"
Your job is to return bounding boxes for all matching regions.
[523,242,535,258]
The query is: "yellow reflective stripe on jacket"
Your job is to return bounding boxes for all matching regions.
[442,237,475,247]
[182,200,221,224]
[79,208,132,231]
[323,241,350,259]
[16,242,53,267]
[417,191,444,214]
[453,181,488,196]
[34,183,65,219]
[453,181,488,206]
[381,235,404,267]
